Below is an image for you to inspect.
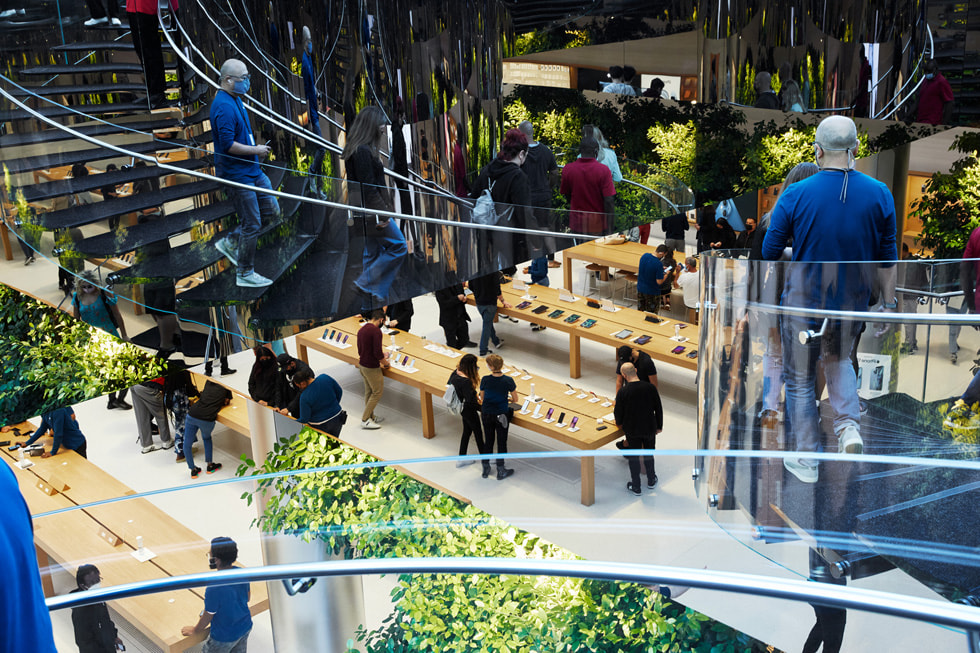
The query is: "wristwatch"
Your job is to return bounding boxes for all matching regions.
[882,298,898,309]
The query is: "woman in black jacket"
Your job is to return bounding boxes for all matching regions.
[469,128,540,272]
[343,106,408,309]
[449,353,483,468]
[248,345,281,408]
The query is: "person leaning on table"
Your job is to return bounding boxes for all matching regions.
[182,536,252,652]
[21,406,88,458]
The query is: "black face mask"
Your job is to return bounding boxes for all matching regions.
[258,357,274,367]
[209,557,218,570]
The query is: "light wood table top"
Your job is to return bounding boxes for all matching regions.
[562,240,658,290]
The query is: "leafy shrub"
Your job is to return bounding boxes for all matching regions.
[239,428,769,653]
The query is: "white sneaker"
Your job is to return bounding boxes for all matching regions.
[110,17,121,25]
[361,419,381,430]
[455,460,475,468]
[141,444,161,454]
[783,458,818,483]
[84,16,109,26]
[838,425,863,454]
[215,237,239,266]
[371,414,384,424]
[237,271,273,287]
[161,439,174,450]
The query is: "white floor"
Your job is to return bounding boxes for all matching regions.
[1,246,968,653]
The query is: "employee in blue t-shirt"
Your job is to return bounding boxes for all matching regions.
[637,247,667,314]
[21,406,88,458]
[211,58,280,289]
[182,536,252,652]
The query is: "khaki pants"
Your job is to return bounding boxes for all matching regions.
[687,307,699,325]
[359,365,385,422]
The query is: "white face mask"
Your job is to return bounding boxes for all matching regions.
[88,582,102,591]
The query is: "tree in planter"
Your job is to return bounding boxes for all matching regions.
[912,133,980,259]
[0,283,165,423]
[239,428,768,653]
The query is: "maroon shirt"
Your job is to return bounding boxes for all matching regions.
[560,157,615,234]
[917,73,953,125]
[963,226,980,309]
[357,321,384,368]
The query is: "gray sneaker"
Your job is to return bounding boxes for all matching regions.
[215,237,239,266]
[783,458,818,483]
[237,271,273,287]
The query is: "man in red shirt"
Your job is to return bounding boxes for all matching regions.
[961,225,980,314]
[356,309,389,429]
[914,60,954,125]
[560,136,615,235]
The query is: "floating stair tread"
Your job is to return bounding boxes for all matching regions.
[21,157,206,202]
[37,179,220,230]
[10,82,146,96]
[3,137,190,175]
[0,102,147,121]
[18,63,146,76]
[73,200,235,257]
[0,116,179,149]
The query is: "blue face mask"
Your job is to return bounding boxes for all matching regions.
[233,77,250,94]
[306,42,312,54]
[925,73,935,80]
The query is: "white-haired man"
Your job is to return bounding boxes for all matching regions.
[211,58,279,288]
[762,115,897,483]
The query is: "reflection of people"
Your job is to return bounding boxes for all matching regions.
[753,72,779,109]
[518,120,560,265]
[602,65,636,96]
[642,77,666,99]
[615,362,663,495]
[300,26,321,136]
[781,80,806,113]
[181,537,252,650]
[73,271,131,410]
[802,551,847,653]
[71,564,123,653]
[127,0,176,109]
[762,116,898,483]
[0,463,58,653]
[913,59,954,126]
[211,59,279,288]
[343,106,408,309]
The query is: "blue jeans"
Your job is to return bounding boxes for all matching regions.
[354,220,407,305]
[228,172,279,276]
[183,414,215,470]
[780,316,861,455]
[202,630,250,653]
[477,304,500,355]
[947,297,967,355]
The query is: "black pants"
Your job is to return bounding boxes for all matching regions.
[802,604,846,653]
[311,411,345,437]
[109,388,128,404]
[458,406,484,456]
[442,319,469,349]
[625,433,656,487]
[74,442,88,459]
[85,0,118,19]
[481,412,510,467]
[128,10,166,100]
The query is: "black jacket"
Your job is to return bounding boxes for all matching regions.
[614,380,664,438]
[468,273,502,306]
[471,158,540,260]
[249,358,282,408]
[435,284,470,327]
[71,588,116,653]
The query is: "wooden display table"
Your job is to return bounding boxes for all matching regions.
[1,422,268,651]
[468,282,698,378]
[295,317,625,506]
[562,240,658,292]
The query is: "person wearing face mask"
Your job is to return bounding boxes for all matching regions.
[182,537,252,651]
[912,59,954,126]
[247,345,281,408]
[762,115,898,484]
[73,271,132,410]
[300,26,321,137]
[71,564,123,653]
[211,58,280,288]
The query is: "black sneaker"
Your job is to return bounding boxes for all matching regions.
[615,439,627,450]
[206,462,223,474]
[647,475,659,489]
[626,482,641,496]
[191,467,202,478]
[496,467,515,480]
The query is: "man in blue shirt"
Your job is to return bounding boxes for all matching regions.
[211,58,279,288]
[294,368,346,436]
[21,406,88,458]
[0,464,57,653]
[182,536,252,652]
[637,247,666,314]
[762,115,898,483]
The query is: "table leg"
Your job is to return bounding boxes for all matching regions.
[569,334,581,379]
[35,545,54,597]
[297,340,309,365]
[421,389,435,439]
[580,455,595,506]
[0,221,12,261]
[563,257,573,291]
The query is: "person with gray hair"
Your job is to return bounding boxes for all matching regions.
[753,71,779,109]
[762,115,898,483]
[211,58,280,288]
[517,120,560,265]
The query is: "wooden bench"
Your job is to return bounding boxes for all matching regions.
[296,317,626,506]
[1,422,268,652]
[467,282,698,379]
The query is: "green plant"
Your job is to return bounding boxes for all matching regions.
[0,283,165,423]
[912,134,980,258]
[240,428,769,653]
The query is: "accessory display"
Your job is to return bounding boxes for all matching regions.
[634,335,652,345]
[564,314,581,323]
[532,305,549,314]
[671,345,686,354]
[516,301,532,310]
[547,309,564,319]
[587,300,601,308]
[581,319,597,328]
[614,329,632,339]
[644,314,662,323]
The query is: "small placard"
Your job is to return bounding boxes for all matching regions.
[387,344,404,351]
[558,289,578,302]
[390,362,419,374]
[567,427,580,433]
[670,336,689,343]
[520,374,532,381]
[602,412,616,422]
[45,473,69,493]
[131,547,157,563]
[564,389,576,395]
[501,367,511,374]
[542,418,555,424]
[601,401,613,408]
[556,422,567,429]
[601,299,620,313]
[35,478,59,496]
[320,337,352,350]
[588,397,600,404]
[576,393,588,400]
[512,279,527,291]
[97,527,121,547]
